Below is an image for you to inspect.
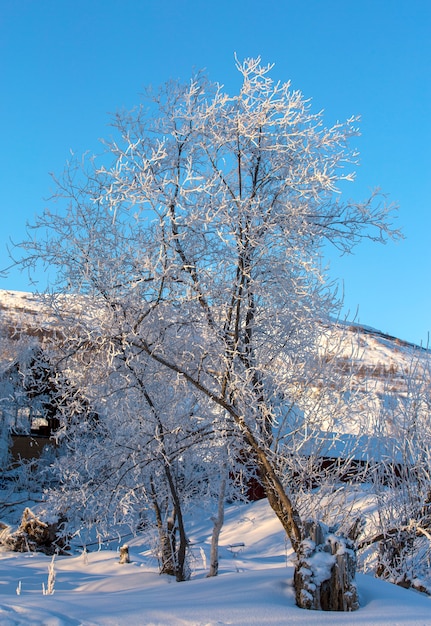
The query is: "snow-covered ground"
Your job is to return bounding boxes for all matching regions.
[0,499,430,626]
[1,291,431,623]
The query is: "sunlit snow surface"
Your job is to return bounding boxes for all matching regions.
[0,499,430,625]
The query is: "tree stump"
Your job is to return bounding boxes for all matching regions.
[0,508,66,555]
[294,521,359,611]
[119,544,130,564]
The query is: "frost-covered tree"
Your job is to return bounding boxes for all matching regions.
[19,57,399,610]
[41,338,222,581]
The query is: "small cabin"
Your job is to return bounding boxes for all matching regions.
[0,346,97,465]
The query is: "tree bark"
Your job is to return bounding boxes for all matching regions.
[151,484,176,577]
[294,521,359,611]
[207,475,226,577]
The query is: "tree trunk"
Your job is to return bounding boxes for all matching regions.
[207,475,226,577]
[163,464,189,582]
[151,483,177,577]
[237,420,360,611]
[294,521,359,611]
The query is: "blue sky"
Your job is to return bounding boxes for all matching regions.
[1,0,430,345]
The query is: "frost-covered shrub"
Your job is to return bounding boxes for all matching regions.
[0,507,67,555]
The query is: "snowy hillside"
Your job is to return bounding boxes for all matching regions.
[313,320,430,440]
[1,288,428,373]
